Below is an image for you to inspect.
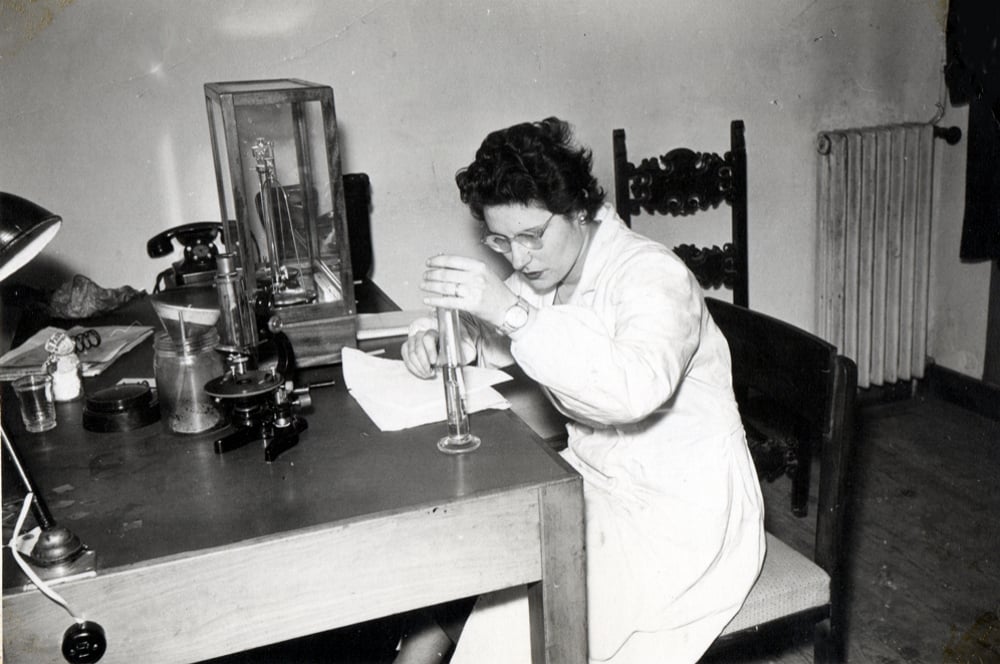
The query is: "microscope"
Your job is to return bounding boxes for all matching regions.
[204,253,310,462]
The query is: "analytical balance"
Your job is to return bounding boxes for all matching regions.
[204,79,357,368]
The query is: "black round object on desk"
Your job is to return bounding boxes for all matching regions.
[82,384,160,433]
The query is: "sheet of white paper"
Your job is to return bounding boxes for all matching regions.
[341,347,512,432]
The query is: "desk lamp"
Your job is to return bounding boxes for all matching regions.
[0,192,62,282]
[1,192,107,662]
[0,191,88,567]
[1,192,63,351]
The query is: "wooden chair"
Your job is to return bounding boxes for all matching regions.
[612,120,749,307]
[701,297,858,663]
[343,172,394,313]
[343,172,373,284]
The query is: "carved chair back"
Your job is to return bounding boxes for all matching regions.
[613,120,748,307]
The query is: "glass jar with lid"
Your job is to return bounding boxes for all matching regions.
[153,329,225,435]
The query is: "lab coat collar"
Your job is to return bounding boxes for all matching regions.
[558,202,626,304]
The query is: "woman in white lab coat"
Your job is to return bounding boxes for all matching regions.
[398,117,765,664]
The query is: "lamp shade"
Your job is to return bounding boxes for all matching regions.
[0,192,62,282]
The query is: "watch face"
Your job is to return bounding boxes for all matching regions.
[504,301,529,331]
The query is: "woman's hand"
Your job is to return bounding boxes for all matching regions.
[421,254,517,328]
[401,328,440,379]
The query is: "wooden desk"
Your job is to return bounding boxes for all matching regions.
[2,296,585,663]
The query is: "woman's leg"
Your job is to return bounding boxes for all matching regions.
[393,598,475,664]
[393,617,452,664]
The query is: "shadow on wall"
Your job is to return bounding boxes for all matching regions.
[8,256,77,292]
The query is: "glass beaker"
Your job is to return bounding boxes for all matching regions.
[436,308,480,454]
[12,374,57,433]
[153,329,226,435]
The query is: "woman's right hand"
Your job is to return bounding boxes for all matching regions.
[401,328,440,379]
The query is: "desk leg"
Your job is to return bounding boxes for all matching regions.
[528,476,587,664]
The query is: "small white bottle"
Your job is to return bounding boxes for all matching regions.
[45,332,83,402]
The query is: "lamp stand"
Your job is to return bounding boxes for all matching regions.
[2,428,94,577]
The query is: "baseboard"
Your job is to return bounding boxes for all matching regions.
[856,379,916,407]
[921,363,1000,421]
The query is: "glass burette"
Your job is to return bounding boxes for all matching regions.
[436,307,481,454]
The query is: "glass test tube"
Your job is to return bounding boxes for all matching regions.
[214,253,258,358]
[436,307,481,454]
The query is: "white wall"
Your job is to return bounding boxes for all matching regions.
[1,0,991,379]
[927,101,992,378]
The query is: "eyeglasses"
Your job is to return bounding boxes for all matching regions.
[481,212,556,254]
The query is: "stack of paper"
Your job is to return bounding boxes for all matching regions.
[342,347,511,432]
[0,325,154,381]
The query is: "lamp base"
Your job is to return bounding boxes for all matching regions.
[28,548,97,584]
[31,525,86,566]
[15,524,96,582]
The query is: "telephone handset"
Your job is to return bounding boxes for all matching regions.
[147,222,225,292]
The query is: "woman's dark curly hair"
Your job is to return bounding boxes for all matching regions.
[455,117,605,222]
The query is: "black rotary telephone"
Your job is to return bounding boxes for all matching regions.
[147,222,224,292]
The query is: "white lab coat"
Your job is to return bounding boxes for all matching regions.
[449,204,765,664]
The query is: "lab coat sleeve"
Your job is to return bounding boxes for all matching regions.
[469,317,516,369]
[509,250,703,425]
[409,312,515,369]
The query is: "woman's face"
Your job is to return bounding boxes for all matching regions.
[483,203,589,293]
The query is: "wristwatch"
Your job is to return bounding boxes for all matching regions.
[499,297,531,336]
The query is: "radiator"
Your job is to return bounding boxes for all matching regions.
[816,123,935,389]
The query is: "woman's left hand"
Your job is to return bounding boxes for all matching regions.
[422,254,517,328]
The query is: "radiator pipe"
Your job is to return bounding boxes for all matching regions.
[933,125,962,145]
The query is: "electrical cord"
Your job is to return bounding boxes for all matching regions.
[3,424,107,661]
[6,491,86,624]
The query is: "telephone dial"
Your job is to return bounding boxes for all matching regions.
[147,222,224,292]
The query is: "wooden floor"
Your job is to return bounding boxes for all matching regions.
[209,393,1000,664]
[742,393,1000,664]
